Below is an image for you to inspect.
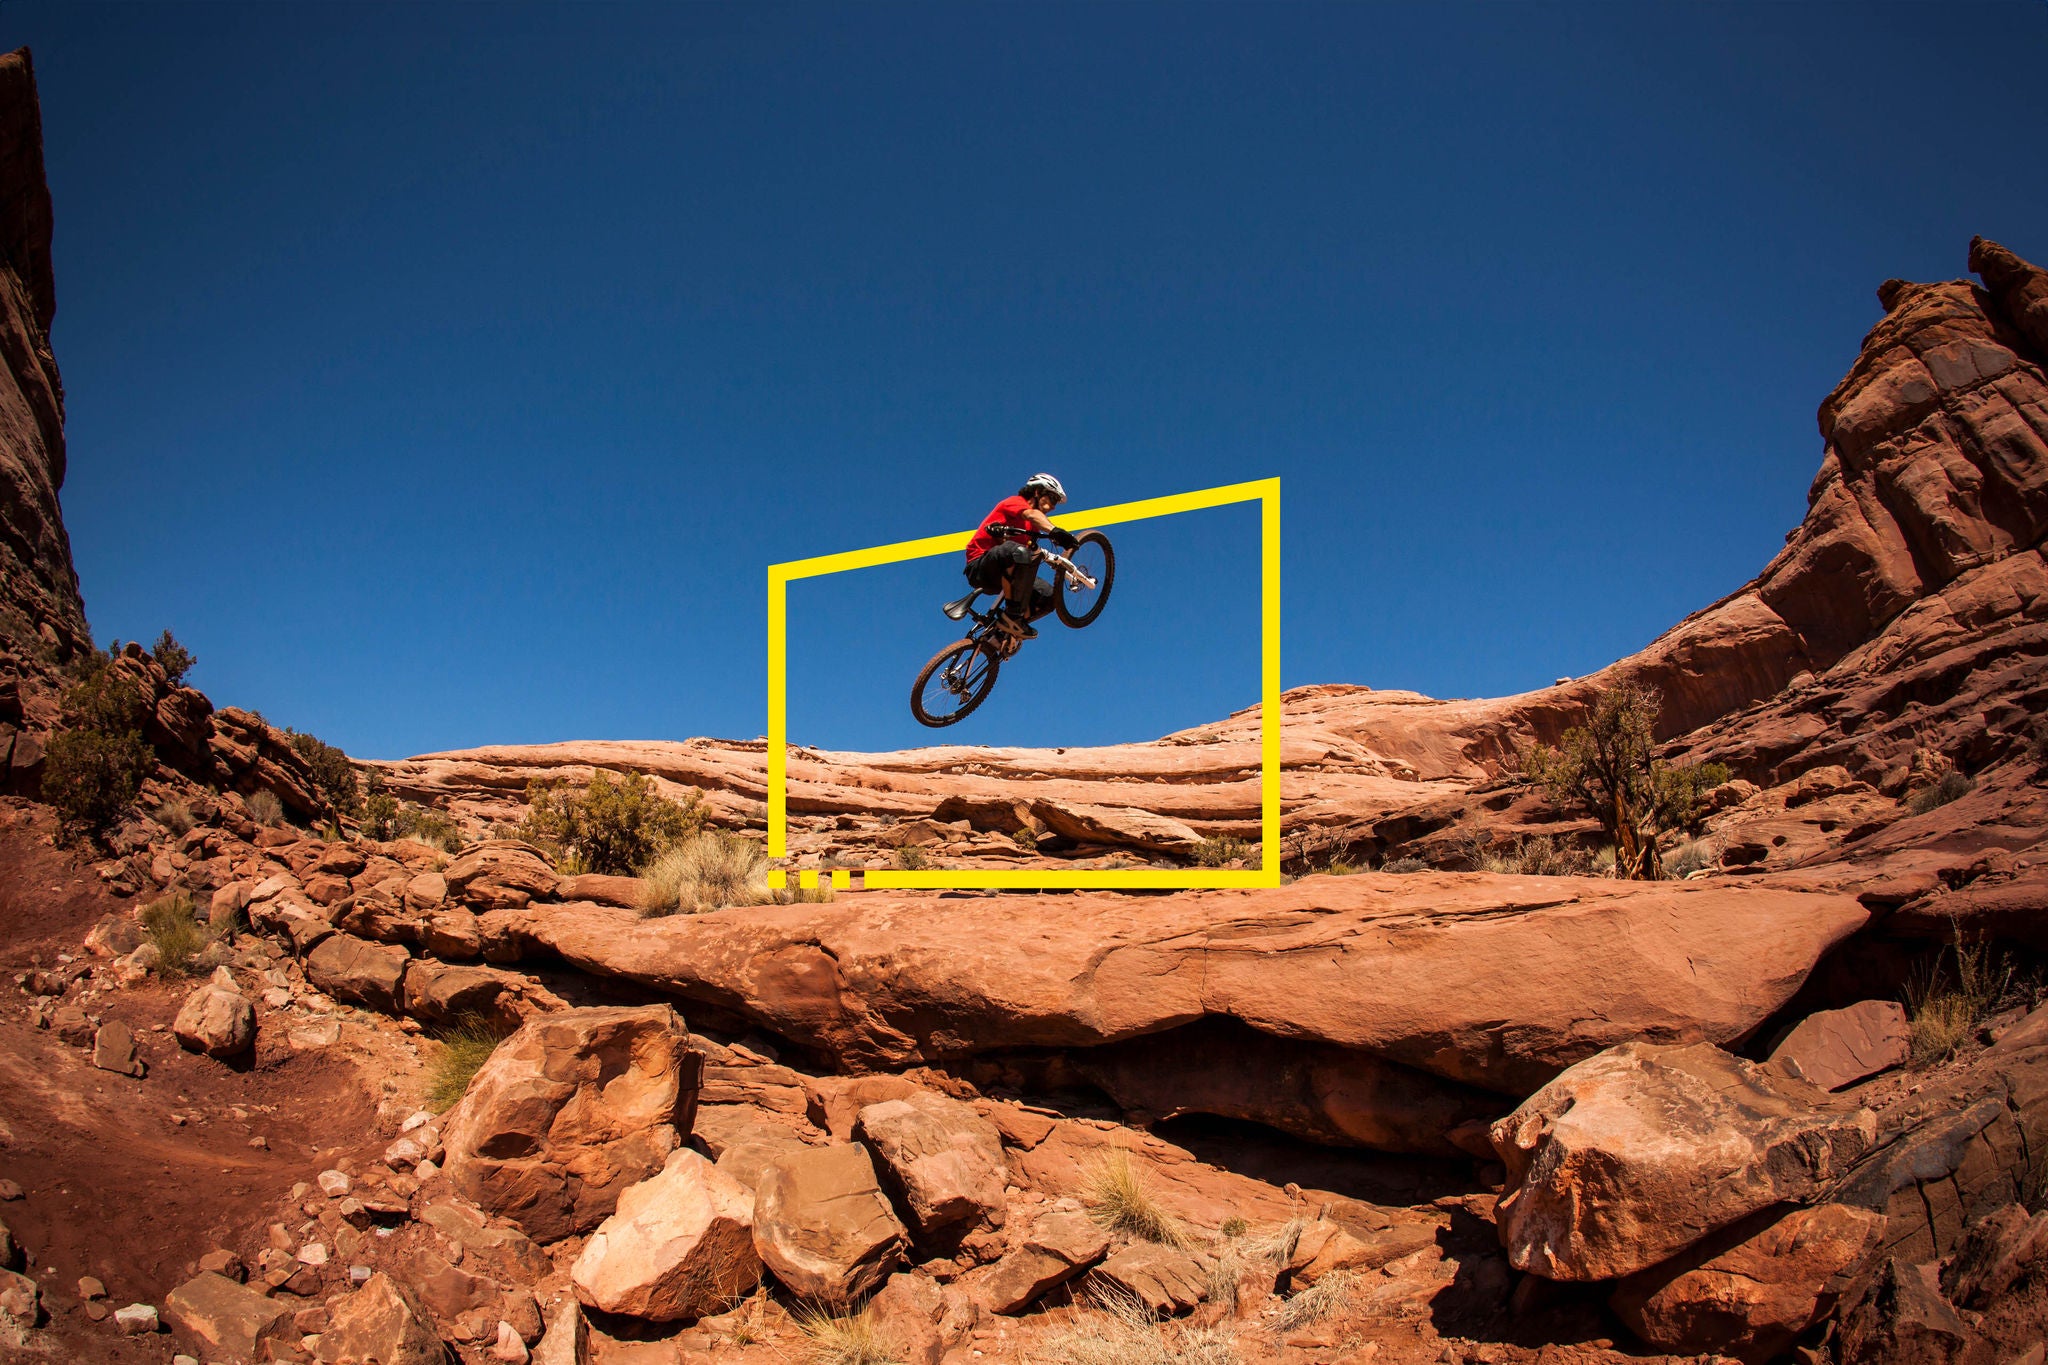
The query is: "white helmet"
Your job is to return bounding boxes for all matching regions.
[1022,472,1067,504]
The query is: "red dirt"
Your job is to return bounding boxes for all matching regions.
[0,805,376,1362]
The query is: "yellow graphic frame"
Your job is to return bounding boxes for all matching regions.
[766,477,1280,889]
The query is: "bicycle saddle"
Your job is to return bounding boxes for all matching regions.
[942,592,978,621]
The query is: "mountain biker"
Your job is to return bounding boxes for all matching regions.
[964,473,1079,641]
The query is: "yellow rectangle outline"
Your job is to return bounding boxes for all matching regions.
[768,476,1280,889]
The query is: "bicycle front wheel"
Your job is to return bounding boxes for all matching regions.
[910,639,1001,727]
[1054,531,1115,628]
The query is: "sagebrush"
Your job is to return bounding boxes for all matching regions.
[519,771,703,874]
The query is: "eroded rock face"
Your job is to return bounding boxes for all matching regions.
[751,1143,908,1303]
[1611,1202,1887,1363]
[1491,1042,1877,1281]
[443,841,558,911]
[443,1005,703,1243]
[571,1149,760,1322]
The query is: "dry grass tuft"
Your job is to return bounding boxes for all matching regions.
[155,798,196,836]
[1269,1270,1357,1333]
[1907,928,2017,1066]
[639,833,836,916]
[1040,1285,1239,1365]
[428,1014,505,1112]
[1083,1150,1187,1248]
[244,789,284,826]
[140,892,216,976]
[793,1305,899,1365]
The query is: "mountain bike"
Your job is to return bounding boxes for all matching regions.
[909,526,1116,727]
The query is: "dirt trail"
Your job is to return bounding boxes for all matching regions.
[0,808,376,1362]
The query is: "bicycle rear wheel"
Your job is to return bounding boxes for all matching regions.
[910,638,1001,727]
[1054,531,1115,628]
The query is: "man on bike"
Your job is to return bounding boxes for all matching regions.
[964,473,1079,640]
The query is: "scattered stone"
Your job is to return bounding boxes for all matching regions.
[572,1149,760,1322]
[1611,1202,1887,1363]
[0,1268,40,1330]
[165,1271,292,1360]
[1768,1000,1911,1091]
[76,1275,103,1300]
[297,1242,328,1266]
[491,1318,531,1362]
[317,1169,351,1198]
[113,1302,159,1334]
[530,1297,588,1365]
[0,1220,15,1273]
[91,1019,146,1078]
[978,1209,1110,1314]
[1491,1041,1877,1280]
[197,1249,246,1282]
[752,1143,909,1302]
[1290,1219,1442,1288]
[173,978,256,1058]
[315,1272,442,1365]
[854,1092,1007,1237]
[0,1182,19,1201]
[442,1005,702,1242]
[1086,1242,1209,1315]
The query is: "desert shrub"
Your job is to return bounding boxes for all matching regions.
[1012,828,1039,852]
[1523,681,1729,879]
[393,803,463,852]
[1084,1151,1186,1247]
[151,629,195,687]
[894,844,930,871]
[1221,1216,1248,1238]
[1380,856,1428,873]
[41,657,156,838]
[362,785,398,841]
[154,798,196,836]
[428,1014,506,1112]
[244,789,285,826]
[793,1306,895,1365]
[140,892,213,976]
[1465,833,1589,876]
[1040,1285,1239,1365]
[1663,839,1715,879]
[518,771,702,875]
[1907,931,2018,1066]
[284,729,361,817]
[1592,844,1617,875]
[1908,771,1975,816]
[1193,836,1256,869]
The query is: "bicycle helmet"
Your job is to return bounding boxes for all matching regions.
[1021,473,1067,505]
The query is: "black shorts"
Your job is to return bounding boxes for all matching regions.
[966,541,1052,608]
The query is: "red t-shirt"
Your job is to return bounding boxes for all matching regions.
[965,495,1034,561]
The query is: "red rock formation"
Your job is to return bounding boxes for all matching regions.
[0,48,87,658]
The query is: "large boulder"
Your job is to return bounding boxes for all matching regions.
[305,934,409,1013]
[443,1004,703,1243]
[1491,1042,1877,1281]
[752,1143,909,1303]
[852,1092,1006,1237]
[173,971,256,1058]
[1768,1000,1911,1092]
[571,1149,760,1321]
[164,1271,292,1362]
[1610,1202,1887,1363]
[444,840,558,911]
[977,1210,1110,1314]
[314,1273,443,1365]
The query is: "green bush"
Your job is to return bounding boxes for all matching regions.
[894,844,930,871]
[1908,771,1974,816]
[394,803,463,853]
[361,774,398,841]
[151,629,196,687]
[518,771,703,875]
[1193,836,1257,868]
[285,729,361,817]
[41,658,156,837]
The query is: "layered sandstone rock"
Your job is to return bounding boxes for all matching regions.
[750,1143,909,1303]
[570,1149,761,1322]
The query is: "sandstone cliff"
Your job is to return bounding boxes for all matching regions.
[0,48,86,660]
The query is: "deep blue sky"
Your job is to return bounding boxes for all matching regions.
[8,3,2045,758]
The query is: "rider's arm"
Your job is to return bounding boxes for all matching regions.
[1022,507,1057,535]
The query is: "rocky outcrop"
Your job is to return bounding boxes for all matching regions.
[570,1149,760,1322]
[750,1143,909,1303]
